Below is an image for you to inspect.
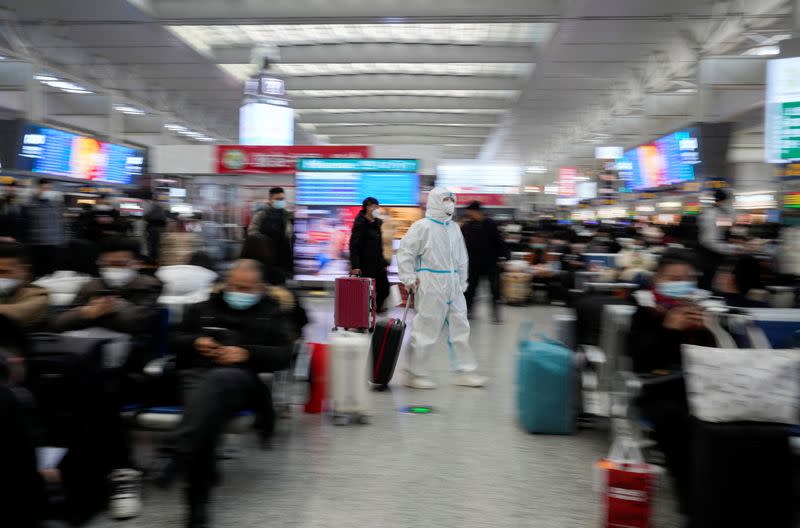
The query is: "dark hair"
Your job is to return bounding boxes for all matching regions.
[99,237,139,256]
[361,196,379,211]
[37,178,51,187]
[466,201,482,211]
[656,250,695,272]
[0,241,28,263]
[714,189,730,203]
[188,251,216,271]
[269,187,285,197]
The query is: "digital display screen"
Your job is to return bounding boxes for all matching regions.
[16,124,144,185]
[293,205,423,281]
[618,128,699,191]
[239,102,294,146]
[296,171,419,206]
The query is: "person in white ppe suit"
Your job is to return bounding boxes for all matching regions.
[397,187,487,389]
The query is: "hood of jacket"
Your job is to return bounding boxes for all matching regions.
[426,187,456,222]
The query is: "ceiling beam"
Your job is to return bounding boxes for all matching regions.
[313,124,491,136]
[285,74,521,91]
[148,0,562,21]
[212,43,537,64]
[292,95,509,110]
[298,111,500,125]
[328,135,484,146]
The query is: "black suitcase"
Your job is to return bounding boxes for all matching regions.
[370,294,412,389]
[690,418,796,528]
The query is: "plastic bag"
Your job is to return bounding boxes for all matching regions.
[595,436,661,528]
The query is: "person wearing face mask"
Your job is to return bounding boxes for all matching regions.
[156,259,295,527]
[626,251,716,517]
[247,186,294,278]
[0,241,49,330]
[51,238,163,351]
[397,187,487,389]
[81,194,130,244]
[0,181,25,242]
[349,197,390,312]
[22,178,65,278]
[698,188,736,290]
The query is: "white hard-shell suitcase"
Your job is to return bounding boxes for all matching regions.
[328,330,370,424]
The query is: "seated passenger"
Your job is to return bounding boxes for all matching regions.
[51,238,162,366]
[159,259,295,527]
[627,251,716,515]
[33,240,98,307]
[714,255,769,308]
[0,241,49,330]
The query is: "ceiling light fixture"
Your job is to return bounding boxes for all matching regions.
[113,104,146,116]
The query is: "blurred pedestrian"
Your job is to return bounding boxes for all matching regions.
[461,201,508,323]
[0,181,24,242]
[144,194,168,263]
[349,197,390,312]
[698,189,735,290]
[22,178,65,278]
[248,187,294,278]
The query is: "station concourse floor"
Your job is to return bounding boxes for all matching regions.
[87,299,682,528]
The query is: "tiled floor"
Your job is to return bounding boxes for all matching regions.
[87,298,683,528]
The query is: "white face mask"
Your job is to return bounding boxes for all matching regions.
[443,202,455,216]
[0,278,20,295]
[100,267,136,288]
[372,209,383,220]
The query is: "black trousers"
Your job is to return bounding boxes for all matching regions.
[465,265,501,313]
[363,267,390,312]
[175,368,271,493]
[697,247,724,292]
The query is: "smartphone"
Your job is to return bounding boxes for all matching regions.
[201,326,233,345]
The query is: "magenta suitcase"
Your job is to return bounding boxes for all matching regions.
[334,277,376,330]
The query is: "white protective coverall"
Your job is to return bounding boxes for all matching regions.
[397,188,477,377]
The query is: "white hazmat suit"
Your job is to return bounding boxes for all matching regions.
[397,188,483,387]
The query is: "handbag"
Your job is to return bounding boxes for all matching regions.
[682,344,800,424]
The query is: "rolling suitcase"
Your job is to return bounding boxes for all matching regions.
[328,330,370,424]
[370,293,413,389]
[334,276,376,330]
[516,323,575,434]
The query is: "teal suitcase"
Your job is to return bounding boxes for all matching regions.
[517,324,575,434]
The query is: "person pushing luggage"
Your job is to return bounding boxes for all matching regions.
[397,187,487,389]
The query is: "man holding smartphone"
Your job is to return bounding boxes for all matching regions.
[161,258,295,528]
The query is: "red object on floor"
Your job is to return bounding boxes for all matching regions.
[304,343,329,414]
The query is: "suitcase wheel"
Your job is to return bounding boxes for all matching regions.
[356,414,370,425]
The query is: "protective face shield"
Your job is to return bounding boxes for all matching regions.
[223,291,261,310]
[0,278,20,295]
[656,280,697,299]
[273,199,287,210]
[100,267,136,288]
